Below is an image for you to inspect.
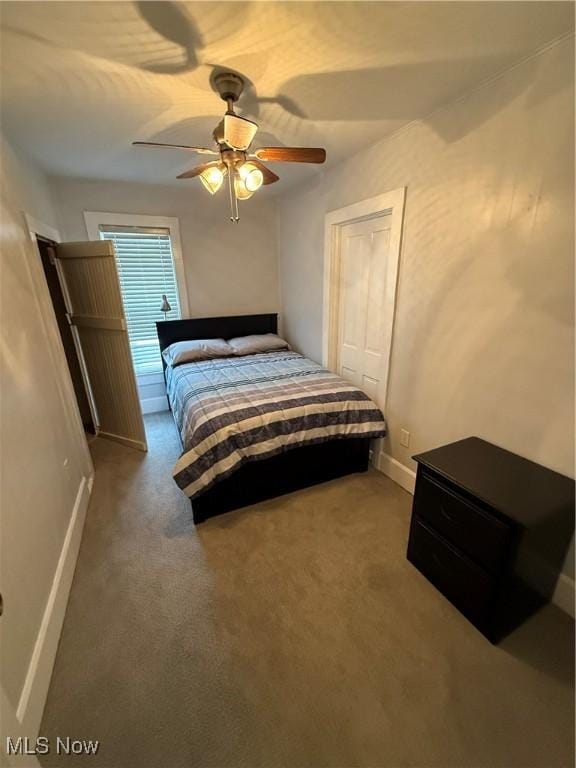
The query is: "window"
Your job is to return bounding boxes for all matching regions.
[84,213,188,377]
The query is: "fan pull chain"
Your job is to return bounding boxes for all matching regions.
[228,168,239,222]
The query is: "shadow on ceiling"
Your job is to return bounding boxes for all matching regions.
[135,1,203,73]
[1,0,551,146]
[133,2,538,143]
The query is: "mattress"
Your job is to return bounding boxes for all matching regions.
[167,350,387,499]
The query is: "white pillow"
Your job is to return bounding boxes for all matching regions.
[162,338,233,367]
[228,334,290,356]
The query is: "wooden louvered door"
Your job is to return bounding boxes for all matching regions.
[54,240,147,451]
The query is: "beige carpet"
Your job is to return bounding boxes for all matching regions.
[40,413,574,768]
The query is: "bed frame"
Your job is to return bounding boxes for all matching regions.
[156,314,370,523]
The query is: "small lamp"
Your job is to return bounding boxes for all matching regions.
[160,294,172,321]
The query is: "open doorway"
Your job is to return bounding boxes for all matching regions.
[36,236,96,434]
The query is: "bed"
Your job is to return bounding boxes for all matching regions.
[157,314,387,523]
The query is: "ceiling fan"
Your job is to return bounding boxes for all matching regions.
[133,72,326,222]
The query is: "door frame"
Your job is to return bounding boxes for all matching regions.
[24,214,95,465]
[1,686,41,767]
[322,188,406,412]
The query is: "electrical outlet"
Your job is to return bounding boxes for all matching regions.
[400,429,410,448]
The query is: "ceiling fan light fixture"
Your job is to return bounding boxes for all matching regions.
[223,114,258,151]
[238,161,264,192]
[199,165,225,194]
[233,173,254,200]
[133,72,326,222]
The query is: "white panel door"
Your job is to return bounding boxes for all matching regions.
[55,240,147,452]
[337,214,392,407]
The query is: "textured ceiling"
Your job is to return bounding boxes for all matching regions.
[0,1,573,195]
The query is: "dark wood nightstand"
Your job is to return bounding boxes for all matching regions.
[407,437,574,643]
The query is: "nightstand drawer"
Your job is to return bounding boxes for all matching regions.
[414,473,511,572]
[408,518,496,623]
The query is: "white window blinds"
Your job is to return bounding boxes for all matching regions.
[99,226,181,375]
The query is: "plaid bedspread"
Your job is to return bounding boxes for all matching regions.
[167,350,387,499]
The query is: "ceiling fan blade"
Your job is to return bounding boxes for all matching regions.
[133,141,218,155]
[223,114,258,151]
[254,147,326,164]
[177,161,220,179]
[249,159,279,185]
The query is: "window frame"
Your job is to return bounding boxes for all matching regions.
[83,211,189,320]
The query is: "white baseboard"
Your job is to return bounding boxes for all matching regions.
[377,451,416,494]
[16,474,93,737]
[98,430,147,451]
[376,451,575,618]
[552,572,575,618]
[140,395,168,414]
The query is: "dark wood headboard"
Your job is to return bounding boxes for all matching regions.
[156,313,278,371]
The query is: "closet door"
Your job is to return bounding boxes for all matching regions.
[54,240,147,451]
[337,213,392,408]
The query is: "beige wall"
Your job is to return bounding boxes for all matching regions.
[278,38,575,574]
[0,133,93,707]
[49,177,280,320]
